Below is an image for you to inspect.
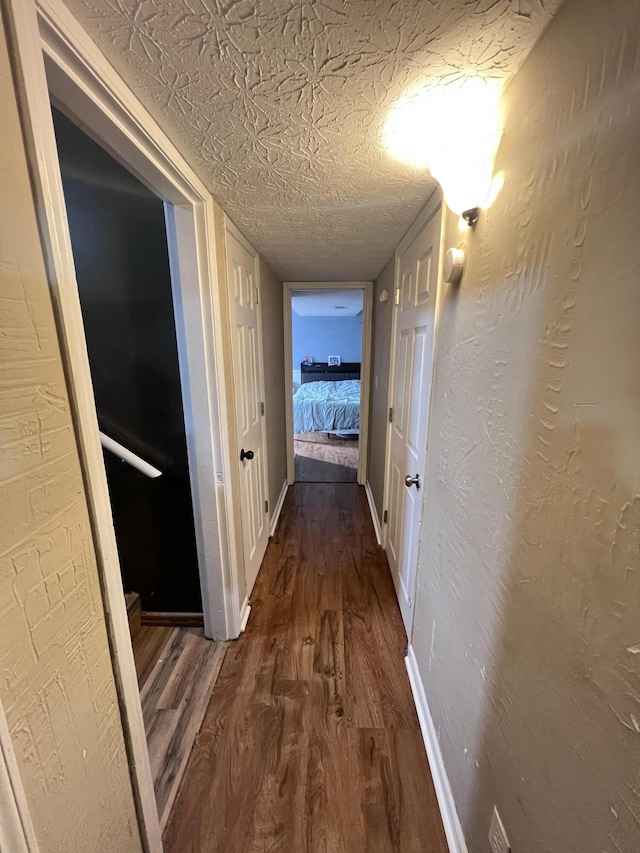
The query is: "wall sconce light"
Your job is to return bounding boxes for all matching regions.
[461,208,480,227]
[383,76,504,225]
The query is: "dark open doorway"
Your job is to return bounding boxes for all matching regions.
[51,106,201,614]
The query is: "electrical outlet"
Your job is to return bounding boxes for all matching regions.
[489,807,511,853]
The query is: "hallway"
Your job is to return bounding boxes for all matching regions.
[163,483,447,852]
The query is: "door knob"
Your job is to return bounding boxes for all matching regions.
[240,448,254,462]
[404,473,420,489]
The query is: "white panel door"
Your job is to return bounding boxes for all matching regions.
[386,208,441,636]
[226,226,269,598]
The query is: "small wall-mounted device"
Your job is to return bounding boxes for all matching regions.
[443,246,466,285]
[379,289,389,303]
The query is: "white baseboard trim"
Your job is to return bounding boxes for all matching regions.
[239,597,251,633]
[364,481,383,546]
[270,480,289,537]
[405,645,468,853]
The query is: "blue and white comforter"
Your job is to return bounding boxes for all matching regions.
[293,380,360,434]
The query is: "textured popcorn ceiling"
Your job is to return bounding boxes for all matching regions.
[63,0,562,280]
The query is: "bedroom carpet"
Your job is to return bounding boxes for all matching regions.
[294,431,358,482]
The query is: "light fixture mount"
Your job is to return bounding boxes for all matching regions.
[462,207,480,227]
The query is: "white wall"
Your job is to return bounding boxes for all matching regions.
[410,1,640,850]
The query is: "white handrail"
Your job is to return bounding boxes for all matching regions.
[99,431,162,479]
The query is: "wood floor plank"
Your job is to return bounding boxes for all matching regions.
[163,483,447,853]
[348,728,449,853]
[251,679,310,851]
[140,628,181,707]
[304,677,355,853]
[133,624,174,689]
[350,728,398,850]
[163,635,283,850]
[155,635,227,827]
[136,627,227,829]
[285,556,325,681]
[388,728,450,853]
[341,491,419,730]
[157,629,211,709]
[343,594,418,728]
[314,610,343,680]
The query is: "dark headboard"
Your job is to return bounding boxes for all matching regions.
[300,362,361,383]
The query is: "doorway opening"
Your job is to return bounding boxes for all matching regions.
[49,103,227,829]
[284,282,373,486]
[292,289,363,482]
[51,106,201,615]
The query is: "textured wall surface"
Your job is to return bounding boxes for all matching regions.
[367,256,394,524]
[259,258,287,515]
[62,0,561,281]
[0,20,141,853]
[411,0,640,850]
[292,312,362,366]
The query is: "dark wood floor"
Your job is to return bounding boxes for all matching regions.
[164,483,447,852]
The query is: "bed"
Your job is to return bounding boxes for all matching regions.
[293,362,361,434]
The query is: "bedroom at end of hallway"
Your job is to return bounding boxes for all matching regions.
[284,283,373,486]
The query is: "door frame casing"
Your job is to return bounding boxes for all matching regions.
[283,281,374,486]
[4,0,247,850]
[17,0,246,640]
[381,189,446,638]
[35,2,248,633]
[223,215,271,603]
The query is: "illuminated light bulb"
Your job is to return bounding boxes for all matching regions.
[486,171,505,208]
[383,76,504,218]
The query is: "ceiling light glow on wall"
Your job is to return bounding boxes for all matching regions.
[383,77,504,221]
